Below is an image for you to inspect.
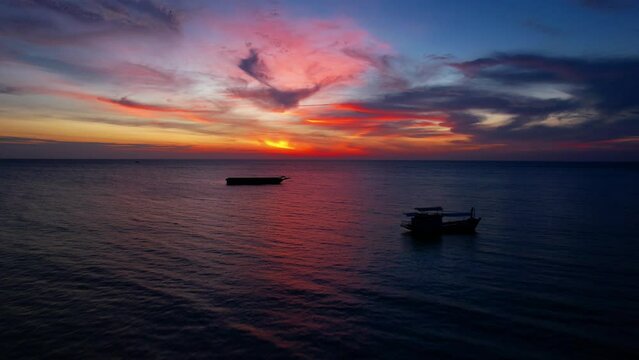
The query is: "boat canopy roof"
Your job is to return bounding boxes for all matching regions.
[407,207,475,217]
[442,212,471,217]
[415,206,443,212]
[405,212,443,217]
[405,211,473,217]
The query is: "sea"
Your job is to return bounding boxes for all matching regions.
[1,160,638,359]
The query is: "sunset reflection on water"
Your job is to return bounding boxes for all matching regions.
[1,160,638,358]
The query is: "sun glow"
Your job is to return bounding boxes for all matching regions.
[264,139,295,150]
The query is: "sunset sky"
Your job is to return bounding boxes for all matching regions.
[1,0,638,159]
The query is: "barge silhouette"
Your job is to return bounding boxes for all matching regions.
[402,206,480,235]
[226,176,289,185]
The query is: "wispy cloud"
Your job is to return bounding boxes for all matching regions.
[3,0,181,33]
[232,48,323,111]
[207,11,391,110]
[295,53,639,156]
[298,103,449,138]
[0,136,193,159]
[577,0,636,10]
[523,19,561,36]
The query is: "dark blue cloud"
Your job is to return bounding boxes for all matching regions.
[238,48,272,86]
[232,85,321,112]
[0,85,19,94]
[577,0,636,10]
[0,0,182,48]
[7,0,181,31]
[523,19,561,36]
[454,54,639,114]
[346,54,639,147]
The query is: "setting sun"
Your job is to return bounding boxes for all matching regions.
[264,139,295,150]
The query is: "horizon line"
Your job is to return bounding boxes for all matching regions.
[1,158,637,163]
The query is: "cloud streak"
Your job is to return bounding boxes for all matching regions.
[0,136,192,159]
[577,0,636,10]
[233,48,323,111]
[336,54,639,155]
[4,0,181,32]
[207,11,391,111]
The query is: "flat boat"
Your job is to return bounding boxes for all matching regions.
[226,176,289,185]
[402,206,480,235]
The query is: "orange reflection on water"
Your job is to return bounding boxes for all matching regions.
[231,169,373,315]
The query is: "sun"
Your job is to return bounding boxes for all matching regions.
[264,139,295,150]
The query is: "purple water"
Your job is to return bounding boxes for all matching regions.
[1,160,638,358]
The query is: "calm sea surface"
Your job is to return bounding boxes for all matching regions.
[1,160,638,359]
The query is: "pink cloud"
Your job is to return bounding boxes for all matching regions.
[190,10,391,109]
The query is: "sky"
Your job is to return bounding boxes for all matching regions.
[1,0,639,160]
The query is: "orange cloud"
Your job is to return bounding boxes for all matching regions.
[95,97,214,123]
[295,103,450,139]
[8,86,217,123]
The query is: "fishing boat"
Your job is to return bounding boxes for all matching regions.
[401,206,480,235]
[225,176,289,185]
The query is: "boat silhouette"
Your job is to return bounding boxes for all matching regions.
[402,206,480,235]
[226,176,289,185]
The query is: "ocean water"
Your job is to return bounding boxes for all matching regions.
[1,160,638,359]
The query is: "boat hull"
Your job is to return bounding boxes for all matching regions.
[402,217,481,235]
[441,217,481,233]
[226,177,288,185]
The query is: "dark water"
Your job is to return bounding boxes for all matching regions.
[1,160,638,359]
